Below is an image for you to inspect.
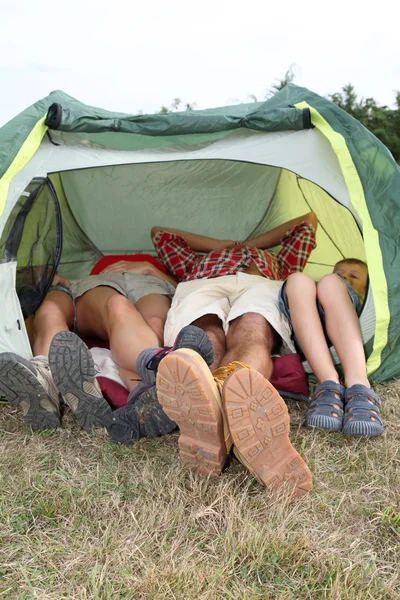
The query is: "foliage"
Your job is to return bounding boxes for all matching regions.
[159,97,196,113]
[329,84,400,162]
[267,65,297,97]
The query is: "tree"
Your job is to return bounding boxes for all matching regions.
[267,65,297,97]
[159,98,196,113]
[329,85,400,162]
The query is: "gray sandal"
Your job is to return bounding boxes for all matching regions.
[342,385,384,437]
[305,380,345,431]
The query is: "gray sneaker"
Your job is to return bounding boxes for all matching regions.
[49,331,113,431]
[0,352,60,430]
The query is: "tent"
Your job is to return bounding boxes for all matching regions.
[0,84,399,381]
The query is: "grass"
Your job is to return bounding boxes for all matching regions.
[0,382,399,600]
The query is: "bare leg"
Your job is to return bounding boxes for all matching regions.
[33,291,74,356]
[317,274,369,388]
[76,288,159,376]
[222,312,277,379]
[134,294,170,346]
[286,272,339,384]
[190,314,226,370]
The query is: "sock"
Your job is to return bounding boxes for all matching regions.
[32,355,49,364]
[135,347,159,386]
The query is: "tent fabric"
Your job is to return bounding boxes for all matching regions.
[0,84,399,381]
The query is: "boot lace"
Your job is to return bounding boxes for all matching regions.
[212,361,250,387]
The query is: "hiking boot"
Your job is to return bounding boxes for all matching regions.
[107,385,177,445]
[222,363,313,497]
[49,331,113,431]
[0,352,60,430]
[157,348,227,476]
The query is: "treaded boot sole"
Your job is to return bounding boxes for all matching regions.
[49,331,112,431]
[0,353,60,430]
[157,349,226,477]
[224,369,313,498]
[175,325,215,367]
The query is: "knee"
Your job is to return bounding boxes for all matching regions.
[106,294,132,320]
[317,273,345,303]
[285,272,316,298]
[34,299,68,329]
[146,316,165,344]
[192,315,225,340]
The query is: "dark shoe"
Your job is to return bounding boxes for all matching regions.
[49,331,113,431]
[130,324,215,405]
[0,353,60,430]
[107,386,176,445]
[223,365,313,497]
[145,325,214,372]
[305,381,345,432]
[342,385,384,437]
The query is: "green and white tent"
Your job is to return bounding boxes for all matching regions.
[0,85,399,381]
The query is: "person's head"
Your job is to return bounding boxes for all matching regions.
[333,258,368,297]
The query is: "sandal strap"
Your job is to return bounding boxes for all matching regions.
[344,385,383,425]
[309,381,345,411]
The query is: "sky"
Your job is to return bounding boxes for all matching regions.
[0,0,399,127]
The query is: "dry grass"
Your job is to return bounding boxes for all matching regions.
[0,382,399,600]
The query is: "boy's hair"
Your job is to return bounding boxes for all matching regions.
[334,258,368,272]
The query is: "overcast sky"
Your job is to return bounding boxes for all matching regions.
[1,0,399,127]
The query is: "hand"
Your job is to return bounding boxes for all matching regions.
[51,274,71,288]
[218,240,237,250]
[100,260,153,275]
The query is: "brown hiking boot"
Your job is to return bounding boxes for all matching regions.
[157,349,228,476]
[222,364,313,497]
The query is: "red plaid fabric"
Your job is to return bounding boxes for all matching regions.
[154,222,316,282]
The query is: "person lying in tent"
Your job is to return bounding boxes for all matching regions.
[148,212,318,498]
[278,258,384,437]
[0,258,212,440]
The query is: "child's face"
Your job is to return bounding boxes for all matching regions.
[333,263,368,297]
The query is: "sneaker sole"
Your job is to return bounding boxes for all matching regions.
[49,331,112,431]
[157,349,226,477]
[0,353,60,430]
[174,325,215,367]
[224,369,313,498]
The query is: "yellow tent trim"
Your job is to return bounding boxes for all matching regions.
[0,116,48,218]
[294,101,389,375]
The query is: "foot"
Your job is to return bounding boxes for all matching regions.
[157,349,227,476]
[107,386,177,444]
[49,331,113,431]
[0,353,60,430]
[145,325,215,372]
[223,366,313,497]
[342,385,384,437]
[305,381,345,432]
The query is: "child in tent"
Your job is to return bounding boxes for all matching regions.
[278,258,384,437]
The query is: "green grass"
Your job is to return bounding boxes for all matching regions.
[0,382,399,599]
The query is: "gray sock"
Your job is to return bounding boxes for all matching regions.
[135,347,159,386]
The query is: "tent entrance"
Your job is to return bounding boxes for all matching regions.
[0,177,62,318]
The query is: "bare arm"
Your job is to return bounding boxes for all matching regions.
[100,260,178,288]
[151,226,235,252]
[244,212,318,249]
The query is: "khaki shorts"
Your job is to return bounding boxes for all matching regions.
[164,273,295,352]
[70,273,175,303]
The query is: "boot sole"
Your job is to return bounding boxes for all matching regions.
[49,332,112,431]
[224,369,313,498]
[157,349,226,476]
[174,325,215,367]
[0,354,60,430]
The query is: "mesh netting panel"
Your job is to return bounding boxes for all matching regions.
[0,178,62,318]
